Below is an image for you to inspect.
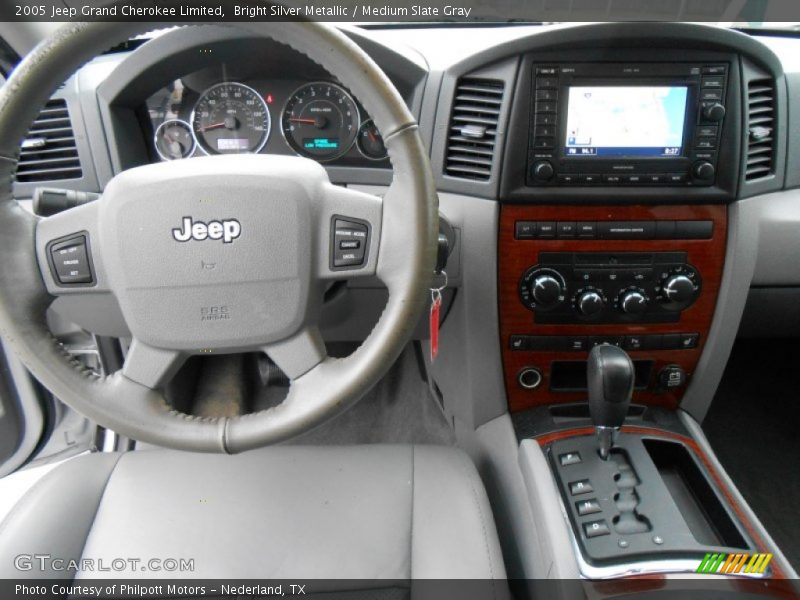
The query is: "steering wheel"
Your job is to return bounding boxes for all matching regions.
[0,21,438,453]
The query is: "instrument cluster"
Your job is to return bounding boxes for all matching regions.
[147,78,388,165]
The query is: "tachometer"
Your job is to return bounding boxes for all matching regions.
[281,82,360,161]
[191,82,271,155]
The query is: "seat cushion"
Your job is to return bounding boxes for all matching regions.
[0,445,505,580]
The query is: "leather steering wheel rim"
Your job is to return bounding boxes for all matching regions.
[0,21,438,453]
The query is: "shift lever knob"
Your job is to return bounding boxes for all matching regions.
[587,344,634,459]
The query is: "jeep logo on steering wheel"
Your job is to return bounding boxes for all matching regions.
[172,217,242,244]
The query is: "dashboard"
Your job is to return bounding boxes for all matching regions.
[146,75,388,165]
[11,22,800,428]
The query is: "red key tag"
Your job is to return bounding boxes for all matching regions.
[430,290,442,362]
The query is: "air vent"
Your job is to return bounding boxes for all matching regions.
[445,78,504,181]
[16,99,82,184]
[745,78,775,181]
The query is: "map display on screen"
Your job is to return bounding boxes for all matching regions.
[564,86,688,157]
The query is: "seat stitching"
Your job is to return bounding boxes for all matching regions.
[456,451,497,594]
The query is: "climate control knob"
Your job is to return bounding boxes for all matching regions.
[532,275,564,307]
[620,290,648,315]
[577,290,605,316]
[519,267,567,311]
[663,275,696,304]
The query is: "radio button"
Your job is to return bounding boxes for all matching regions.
[577,222,597,238]
[581,173,601,184]
[700,89,723,101]
[602,174,623,184]
[702,65,727,75]
[696,125,718,138]
[533,137,555,149]
[535,125,557,138]
[667,173,687,183]
[536,77,558,89]
[623,174,645,184]
[701,76,724,89]
[536,66,558,75]
[535,89,557,102]
[535,114,557,126]
[557,174,579,184]
[645,173,664,184]
[695,137,717,149]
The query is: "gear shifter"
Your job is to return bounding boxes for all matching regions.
[587,344,634,459]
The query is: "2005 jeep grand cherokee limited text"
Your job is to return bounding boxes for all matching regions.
[0,6,798,599]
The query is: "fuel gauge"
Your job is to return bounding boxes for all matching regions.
[155,119,196,161]
[356,119,387,161]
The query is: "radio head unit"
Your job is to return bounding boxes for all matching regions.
[528,63,728,187]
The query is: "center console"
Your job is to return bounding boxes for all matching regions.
[491,40,794,582]
[499,203,726,413]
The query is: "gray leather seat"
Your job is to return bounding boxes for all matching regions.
[0,445,505,580]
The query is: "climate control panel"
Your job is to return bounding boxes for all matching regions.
[519,252,701,324]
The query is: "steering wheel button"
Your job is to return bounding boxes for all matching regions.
[332,217,369,269]
[48,234,94,285]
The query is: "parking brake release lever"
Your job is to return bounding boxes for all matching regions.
[587,344,634,460]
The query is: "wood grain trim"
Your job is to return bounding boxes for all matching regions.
[498,204,728,413]
[536,426,788,580]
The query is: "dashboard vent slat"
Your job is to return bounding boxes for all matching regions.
[445,77,504,181]
[745,78,775,182]
[15,99,82,184]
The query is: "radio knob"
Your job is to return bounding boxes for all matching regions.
[702,103,726,122]
[577,290,605,316]
[663,275,696,304]
[620,290,648,315]
[532,161,555,182]
[693,161,715,181]
[532,274,564,308]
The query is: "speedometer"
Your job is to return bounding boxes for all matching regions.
[281,82,360,161]
[191,82,271,155]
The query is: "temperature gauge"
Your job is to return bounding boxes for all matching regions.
[154,119,195,161]
[356,119,387,161]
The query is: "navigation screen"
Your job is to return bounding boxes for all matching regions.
[564,86,688,157]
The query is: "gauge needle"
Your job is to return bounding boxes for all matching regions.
[197,122,227,132]
[367,130,378,143]
[288,117,317,125]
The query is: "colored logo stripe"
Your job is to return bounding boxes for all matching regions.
[696,552,773,574]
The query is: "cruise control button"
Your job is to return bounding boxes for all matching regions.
[333,218,369,268]
[49,235,93,285]
[584,519,611,538]
[570,479,594,496]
